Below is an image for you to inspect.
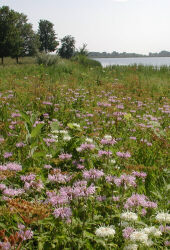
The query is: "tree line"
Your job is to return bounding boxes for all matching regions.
[89,50,170,58]
[0,6,77,64]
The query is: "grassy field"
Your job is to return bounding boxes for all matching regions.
[0,57,169,249]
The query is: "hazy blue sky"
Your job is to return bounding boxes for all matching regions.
[1,0,170,54]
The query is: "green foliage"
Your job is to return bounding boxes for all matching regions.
[36,52,59,66]
[58,35,75,59]
[0,62,169,249]
[38,19,59,53]
[0,6,39,64]
[73,54,102,67]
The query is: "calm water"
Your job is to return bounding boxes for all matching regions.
[93,57,170,67]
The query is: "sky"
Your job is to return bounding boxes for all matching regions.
[0,0,170,54]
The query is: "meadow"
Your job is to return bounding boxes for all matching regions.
[0,57,169,249]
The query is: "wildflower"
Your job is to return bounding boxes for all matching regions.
[16,142,26,148]
[3,188,24,197]
[143,226,162,237]
[98,150,112,157]
[44,164,52,169]
[59,153,72,160]
[156,212,170,223]
[95,226,115,237]
[0,242,11,250]
[100,135,116,145]
[120,212,138,222]
[3,152,13,159]
[6,162,22,171]
[63,135,71,141]
[124,194,157,210]
[83,169,104,180]
[114,174,136,188]
[85,137,93,143]
[20,173,36,182]
[116,151,131,158]
[130,231,148,245]
[77,143,95,152]
[123,227,134,239]
[53,207,72,219]
[123,244,138,250]
[165,241,170,247]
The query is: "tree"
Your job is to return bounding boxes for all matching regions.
[58,35,75,59]
[0,6,16,64]
[10,13,39,63]
[0,6,39,64]
[38,20,58,53]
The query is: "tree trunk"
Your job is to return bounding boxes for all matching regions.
[16,57,19,64]
[1,57,3,65]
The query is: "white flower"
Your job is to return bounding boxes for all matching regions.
[130,231,148,245]
[59,130,68,135]
[76,147,82,152]
[110,159,116,164]
[63,135,71,141]
[104,135,112,140]
[143,226,162,237]
[85,138,93,143]
[51,135,58,140]
[121,212,138,222]
[72,123,80,128]
[155,212,170,223]
[52,130,59,134]
[123,244,138,250]
[95,226,115,237]
[145,239,153,247]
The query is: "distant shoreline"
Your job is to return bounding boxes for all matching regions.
[89,56,170,59]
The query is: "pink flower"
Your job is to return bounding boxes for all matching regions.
[59,153,72,160]
[83,169,104,180]
[116,151,131,158]
[53,207,72,219]
[123,227,134,239]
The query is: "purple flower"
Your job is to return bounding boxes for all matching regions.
[44,164,52,169]
[48,171,72,184]
[77,143,95,152]
[98,150,112,157]
[116,151,131,158]
[6,162,22,171]
[59,153,72,160]
[3,188,24,197]
[124,194,157,210]
[4,152,13,159]
[53,207,72,219]
[123,227,134,239]
[16,142,26,148]
[0,242,11,250]
[114,174,136,188]
[83,169,104,180]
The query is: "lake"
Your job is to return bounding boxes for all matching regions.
[92,57,170,67]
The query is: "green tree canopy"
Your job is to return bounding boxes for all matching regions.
[58,35,75,59]
[38,20,59,53]
[10,12,39,63]
[0,6,16,64]
[0,6,39,64]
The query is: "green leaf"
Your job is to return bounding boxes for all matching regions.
[20,111,32,125]
[50,121,59,132]
[32,151,46,159]
[31,123,44,138]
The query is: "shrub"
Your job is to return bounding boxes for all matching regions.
[72,55,102,67]
[36,52,59,66]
